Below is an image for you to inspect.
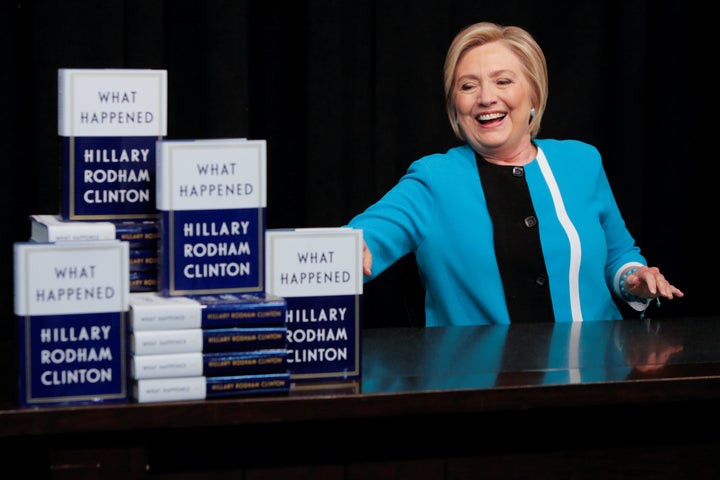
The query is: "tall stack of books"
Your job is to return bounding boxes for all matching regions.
[119,220,161,292]
[128,291,290,402]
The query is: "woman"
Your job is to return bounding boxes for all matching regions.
[346,22,683,326]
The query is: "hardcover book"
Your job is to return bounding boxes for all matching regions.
[130,326,286,355]
[156,138,267,296]
[113,220,159,248]
[130,271,159,293]
[265,227,363,384]
[130,349,288,379]
[128,247,159,272]
[58,68,168,221]
[133,372,291,403]
[13,240,130,406]
[30,214,116,242]
[129,291,287,331]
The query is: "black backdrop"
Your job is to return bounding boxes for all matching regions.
[1,0,709,341]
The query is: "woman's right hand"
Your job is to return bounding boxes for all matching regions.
[362,240,373,277]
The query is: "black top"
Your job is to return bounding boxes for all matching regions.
[475,152,555,323]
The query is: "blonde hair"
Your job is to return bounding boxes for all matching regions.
[443,22,548,140]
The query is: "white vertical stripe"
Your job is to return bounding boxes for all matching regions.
[536,148,583,322]
[568,321,582,383]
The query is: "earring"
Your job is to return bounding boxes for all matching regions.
[530,108,536,117]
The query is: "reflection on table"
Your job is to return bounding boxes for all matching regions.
[361,316,719,393]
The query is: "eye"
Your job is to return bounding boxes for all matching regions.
[497,78,513,86]
[459,82,476,92]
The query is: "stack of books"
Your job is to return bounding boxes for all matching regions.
[29,215,160,293]
[128,291,291,403]
[120,220,161,292]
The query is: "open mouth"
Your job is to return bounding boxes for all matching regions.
[477,112,506,125]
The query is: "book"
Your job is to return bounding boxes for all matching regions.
[129,291,287,331]
[113,220,159,248]
[130,271,159,293]
[30,215,159,247]
[13,240,130,406]
[155,138,266,296]
[129,326,287,355]
[30,214,117,242]
[132,372,291,403]
[129,349,288,379]
[58,68,168,221]
[265,227,363,384]
[128,247,159,272]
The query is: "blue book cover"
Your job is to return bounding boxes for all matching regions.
[133,372,290,403]
[265,228,363,384]
[129,291,287,331]
[58,68,167,221]
[156,138,266,296]
[129,326,287,355]
[13,240,130,407]
[61,136,161,220]
[130,349,288,379]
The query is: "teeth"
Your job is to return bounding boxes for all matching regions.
[478,112,505,121]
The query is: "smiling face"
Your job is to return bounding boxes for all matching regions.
[453,41,536,165]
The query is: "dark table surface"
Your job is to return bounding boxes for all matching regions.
[2,315,720,437]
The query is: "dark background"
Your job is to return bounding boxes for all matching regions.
[1,0,709,341]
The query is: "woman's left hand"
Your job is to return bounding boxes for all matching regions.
[623,266,684,300]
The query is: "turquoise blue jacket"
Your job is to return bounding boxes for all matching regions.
[348,139,647,326]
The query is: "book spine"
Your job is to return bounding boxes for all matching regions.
[130,271,159,293]
[30,215,117,242]
[130,326,287,355]
[199,302,286,329]
[113,220,159,248]
[129,247,159,272]
[129,292,287,330]
[132,372,290,403]
[156,139,267,296]
[130,349,288,379]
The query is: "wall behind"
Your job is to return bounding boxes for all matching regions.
[1,0,707,341]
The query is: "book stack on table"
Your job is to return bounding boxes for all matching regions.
[29,215,160,293]
[117,220,160,292]
[128,291,291,403]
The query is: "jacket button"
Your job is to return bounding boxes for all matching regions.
[524,216,537,228]
[512,166,524,177]
[535,275,547,286]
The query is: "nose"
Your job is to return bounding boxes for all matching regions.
[476,84,497,106]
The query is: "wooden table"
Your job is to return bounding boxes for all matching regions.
[2,316,719,479]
